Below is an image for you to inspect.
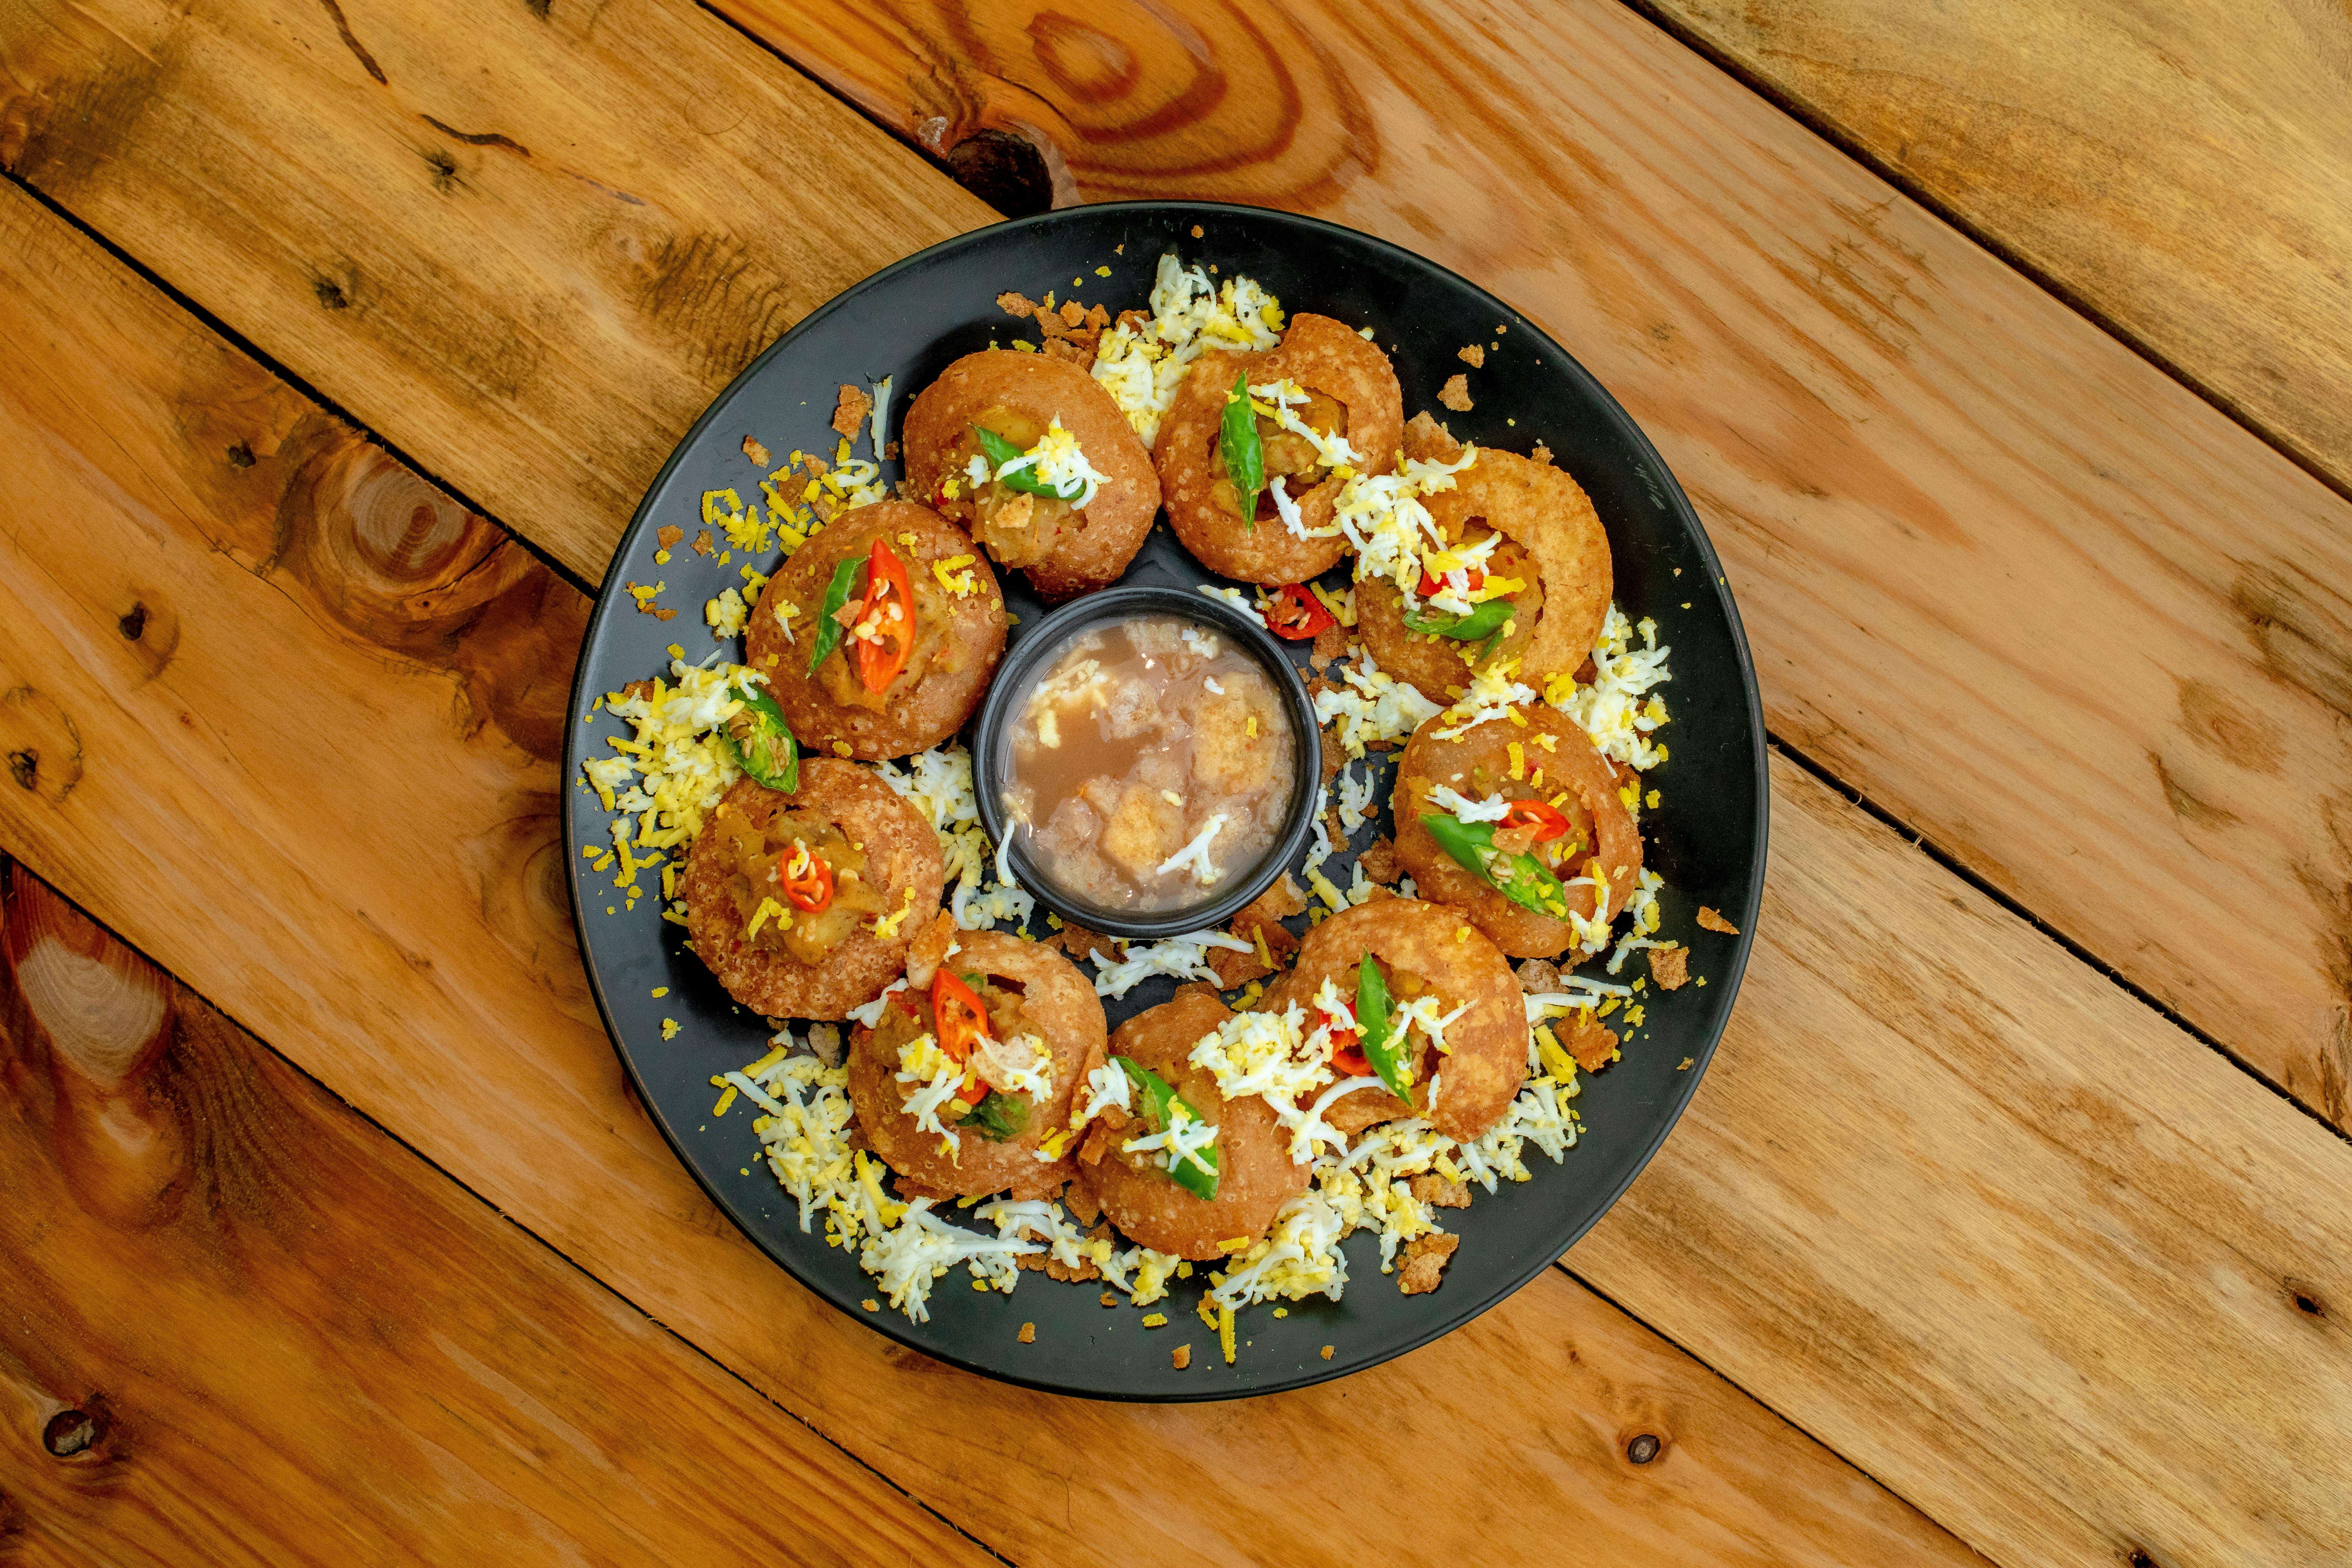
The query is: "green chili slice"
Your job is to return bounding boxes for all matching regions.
[961,1091,1030,1143]
[1218,371,1264,530]
[806,555,866,674]
[1114,1055,1220,1201]
[724,686,799,793]
[1419,813,1572,919]
[1401,597,1515,642]
[969,424,1070,499]
[1354,951,1411,1100]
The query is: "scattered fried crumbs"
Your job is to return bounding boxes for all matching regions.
[1310,619,1349,671]
[1649,946,1690,990]
[884,440,900,460]
[620,679,658,704]
[1409,1174,1472,1209]
[1318,725,1347,786]
[1018,1321,1036,1343]
[1516,957,1566,994]
[996,290,1037,318]
[1678,1057,1695,1071]
[1697,906,1740,934]
[1051,920,1116,966]
[625,582,677,621]
[861,1298,880,1312]
[1172,1344,1193,1370]
[1099,1292,1119,1308]
[1191,223,1205,237]
[1357,835,1401,885]
[691,529,715,557]
[655,524,683,551]
[741,434,771,466]
[1208,875,1305,987]
[1457,344,1485,368]
[1403,410,1463,463]
[1320,1345,1335,1360]
[1437,373,1474,412]
[1398,1233,1460,1295]
[831,384,872,437]
[799,451,830,476]
[1565,1017,1620,1072]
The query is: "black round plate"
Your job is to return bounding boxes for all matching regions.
[562,201,1767,1402]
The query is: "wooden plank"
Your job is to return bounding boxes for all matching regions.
[1578,752,2352,1567]
[0,179,1978,1566]
[1623,0,2352,500]
[7,0,2346,1143]
[0,0,994,583]
[688,0,2352,1134]
[0,860,990,1566]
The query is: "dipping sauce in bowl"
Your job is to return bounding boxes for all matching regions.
[1001,614,1297,914]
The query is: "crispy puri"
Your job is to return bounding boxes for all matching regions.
[1077,985,1308,1259]
[1256,898,1524,1143]
[1359,416,1611,704]
[901,350,1158,602]
[747,502,1005,761]
[1157,314,1403,585]
[848,931,1107,1200]
[679,766,945,1020]
[1392,703,1643,960]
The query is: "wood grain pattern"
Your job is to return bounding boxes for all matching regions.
[0,0,994,583]
[0,179,1976,1566]
[1630,0,2352,500]
[699,0,2352,1140]
[0,858,991,1567]
[1585,754,2352,1566]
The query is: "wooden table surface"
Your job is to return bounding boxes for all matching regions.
[2,0,2347,1562]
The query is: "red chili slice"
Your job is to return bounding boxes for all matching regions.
[1500,799,1572,843]
[852,539,916,694]
[778,844,834,912]
[930,970,993,1105]
[1263,583,1336,640]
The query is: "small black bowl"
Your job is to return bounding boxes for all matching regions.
[970,585,1319,940]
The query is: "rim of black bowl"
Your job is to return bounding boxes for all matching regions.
[970,586,1319,940]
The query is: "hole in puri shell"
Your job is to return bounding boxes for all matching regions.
[1625,1432,1661,1465]
[42,1410,98,1458]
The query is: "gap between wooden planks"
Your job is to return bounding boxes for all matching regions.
[0,859,993,1568]
[5,132,2352,1568]
[0,180,1979,1568]
[5,0,2347,1148]
[1622,0,2352,506]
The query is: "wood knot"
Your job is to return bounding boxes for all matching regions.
[118,603,148,641]
[2287,1279,2327,1319]
[6,750,32,791]
[1625,1432,1661,1464]
[944,128,1053,217]
[42,1408,101,1459]
[225,441,255,469]
[2127,1549,2159,1568]
[313,276,350,310]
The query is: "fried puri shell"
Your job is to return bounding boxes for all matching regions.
[900,350,1158,602]
[680,766,945,1019]
[1257,898,1524,1143]
[848,931,1107,1201]
[747,502,1005,761]
[1078,984,1308,1259]
[1359,418,1612,704]
[1392,704,1643,960]
[1157,314,1404,585]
